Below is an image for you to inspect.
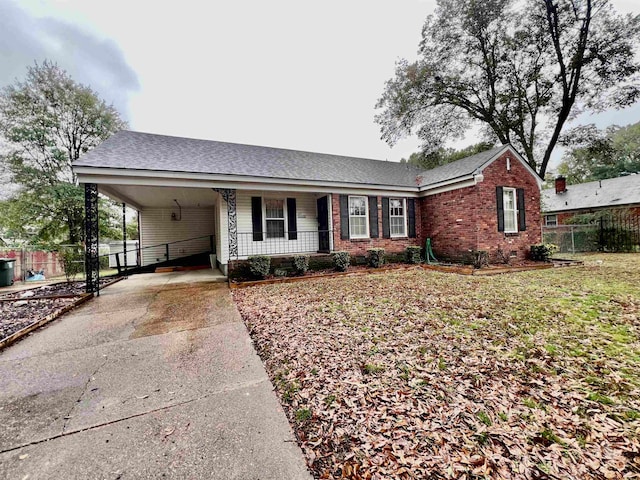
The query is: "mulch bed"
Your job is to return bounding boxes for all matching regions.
[0,277,121,349]
[230,261,560,288]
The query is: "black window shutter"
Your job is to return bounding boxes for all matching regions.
[382,197,390,239]
[251,197,263,241]
[407,198,416,238]
[516,188,526,231]
[368,196,379,238]
[287,198,297,240]
[496,186,504,232]
[340,195,349,240]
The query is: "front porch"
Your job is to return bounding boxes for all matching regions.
[81,182,335,291]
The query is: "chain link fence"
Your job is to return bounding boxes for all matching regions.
[543,212,640,254]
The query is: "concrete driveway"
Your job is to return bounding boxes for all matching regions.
[0,272,311,479]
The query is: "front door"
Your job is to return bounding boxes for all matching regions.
[317,196,330,253]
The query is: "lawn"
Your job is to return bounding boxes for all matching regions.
[233,254,640,479]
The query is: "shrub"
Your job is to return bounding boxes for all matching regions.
[405,246,422,264]
[292,254,310,275]
[530,244,557,261]
[333,251,351,272]
[471,250,489,269]
[58,244,84,283]
[367,248,385,268]
[248,255,271,279]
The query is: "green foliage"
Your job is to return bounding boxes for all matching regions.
[0,61,126,244]
[248,255,271,279]
[295,408,312,422]
[405,246,422,264]
[401,142,496,170]
[366,248,385,268]
[376,0,640,179]
[293,254,310,275]
[558,122,640,183]
[333,251,351,272]
[58,244,84,283]
[530,244,557,261]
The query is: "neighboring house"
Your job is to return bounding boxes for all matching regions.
[542,175,640,225]
[72,131,542,279]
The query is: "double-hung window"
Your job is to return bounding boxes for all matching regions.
[389,198,406,237]
[265,199,285,238]
[545,214,557,227]
[503,188,518,233]
[349,196,368,238]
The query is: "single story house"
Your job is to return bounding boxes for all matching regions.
[73,131,542,289]
[542,175,640,226]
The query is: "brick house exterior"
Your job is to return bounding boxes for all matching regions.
[331,194,422,257]
[74,131,544,273]
[421,151,542,262]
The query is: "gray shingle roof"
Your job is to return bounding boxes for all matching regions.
[416,145,508,187]
[74,130,424,187]
[542,174,640,213]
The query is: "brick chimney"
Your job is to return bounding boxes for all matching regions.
[555,176,567,194]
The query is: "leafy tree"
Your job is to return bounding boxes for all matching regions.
[558,122,640,183]
[401,142,496,170]
[376,0,640,179]
[0,61,125,244]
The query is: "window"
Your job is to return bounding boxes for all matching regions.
[389,198,406,237]
[349,196,368,238]
[265,199,285,238]
[545,214,558,227]
[503,188,518,233]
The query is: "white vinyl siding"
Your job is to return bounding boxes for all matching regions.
[235,190,321,258]
[389,198,406,237]
[139,208,214,266]
[349,196,368,238]
[503,188,517,233]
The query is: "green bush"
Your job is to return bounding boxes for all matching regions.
[405,246,422,264]
[333,251,351,272]
[248,255,271,279]
[58,244,84,283]
[366,248,385,268]
[530,244,557,261]
[293,254,310,275]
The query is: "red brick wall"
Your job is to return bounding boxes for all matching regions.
[331,194,421,256]
[548,206,640,225]
[420,152,542,262]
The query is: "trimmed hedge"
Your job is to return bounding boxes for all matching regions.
[333,251,351,272]
[405,246,422,264]
[367,248,385,268]
[248,255,271,279]
[530,244,557,261]
[293,254,310,275]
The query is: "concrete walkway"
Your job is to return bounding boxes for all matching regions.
[0,272,311,479]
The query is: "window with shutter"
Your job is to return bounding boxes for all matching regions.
[389,198,407,237]
[348,196,369,238]
[265,199,285,238]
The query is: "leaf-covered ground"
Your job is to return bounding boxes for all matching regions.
[233,254,640,479]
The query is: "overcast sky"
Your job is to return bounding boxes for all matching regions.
[1,0,639,167]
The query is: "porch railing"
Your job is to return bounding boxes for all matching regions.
[114,234,215,273]
[235,230,332,259]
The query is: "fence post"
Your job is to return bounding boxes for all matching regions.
[570,225,575,254]
[165,243,170,262]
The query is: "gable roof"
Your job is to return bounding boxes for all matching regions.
[542,174,640,213]
[416,145,509,187]
[74,130,423,188]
